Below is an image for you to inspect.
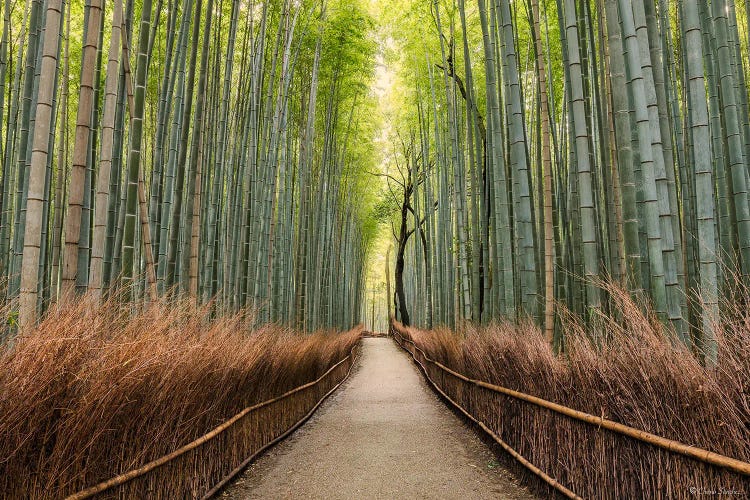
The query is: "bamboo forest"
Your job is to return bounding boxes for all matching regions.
[1,0,749,498]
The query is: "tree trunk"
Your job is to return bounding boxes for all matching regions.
[61,0,103,298]
[19,0,64,327]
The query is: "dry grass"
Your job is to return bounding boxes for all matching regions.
[393,286,750,499]
[0,296,361,499]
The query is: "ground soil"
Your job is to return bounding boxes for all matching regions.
[221,337,536,499]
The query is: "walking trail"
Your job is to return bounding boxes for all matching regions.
[222,337,536,499]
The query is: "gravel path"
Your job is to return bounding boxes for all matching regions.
[221,337,536,500]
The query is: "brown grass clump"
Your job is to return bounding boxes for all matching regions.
[0,296,361,499]
[393,286,750,499]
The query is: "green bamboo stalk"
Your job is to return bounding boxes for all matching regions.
[19,0,64,327]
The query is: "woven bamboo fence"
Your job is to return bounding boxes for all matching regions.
[64,343,359,500]
[392,323,749,499]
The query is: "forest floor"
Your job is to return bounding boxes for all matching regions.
[221,337,536,499]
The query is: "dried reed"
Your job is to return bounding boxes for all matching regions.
[0,296,360,499]
[393,285,750,499]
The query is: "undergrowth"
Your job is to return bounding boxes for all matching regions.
[0,296,360,498]
[394,284,750,498]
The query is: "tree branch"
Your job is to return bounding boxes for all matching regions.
[367,170,405,188]
[436,62,487,143]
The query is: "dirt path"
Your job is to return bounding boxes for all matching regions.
[222,337,535,500]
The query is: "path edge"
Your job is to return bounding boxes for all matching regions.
[201,341,361,499]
